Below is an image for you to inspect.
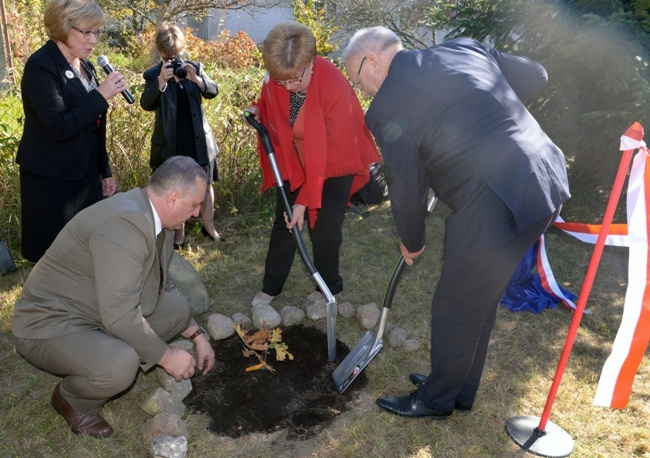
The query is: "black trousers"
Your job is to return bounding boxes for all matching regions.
[261,175,353,297]
[416,209,558,410]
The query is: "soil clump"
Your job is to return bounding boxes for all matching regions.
[187,324,367,438]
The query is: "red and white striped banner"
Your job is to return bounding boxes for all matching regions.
[592,123,650,408]
[536,234,578,311]
[553,217,628,247]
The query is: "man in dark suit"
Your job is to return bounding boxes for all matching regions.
[344,27,571,419]
[12,156,215,438]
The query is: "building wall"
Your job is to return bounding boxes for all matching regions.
[189,4,295,43]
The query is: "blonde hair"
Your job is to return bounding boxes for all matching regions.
[262,22,316,81]
[155,23,186,57]
[44,0,105,43]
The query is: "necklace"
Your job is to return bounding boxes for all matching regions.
[295,91,307,99]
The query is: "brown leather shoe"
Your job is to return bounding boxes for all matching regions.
[51,384,113,438]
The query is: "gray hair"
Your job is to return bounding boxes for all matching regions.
[343,26,402,62]
[147,156,207,196]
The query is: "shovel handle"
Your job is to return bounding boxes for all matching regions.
[243,111,314,271]
[382,194,438,310]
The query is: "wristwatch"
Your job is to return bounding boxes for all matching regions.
[188,326,206,342]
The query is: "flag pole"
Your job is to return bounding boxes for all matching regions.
[505,121,644,457]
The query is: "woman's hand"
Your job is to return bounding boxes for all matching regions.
[158,60,174,90]
[285,204,306,231]
[96,71,129,101]
[183,63,205,90]
[102,177,116,197]
[243,105,260,125]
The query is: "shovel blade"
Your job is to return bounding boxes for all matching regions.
[332,331,383,393]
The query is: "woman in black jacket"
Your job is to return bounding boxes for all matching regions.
[16,0,127,263]
[140,23,222,248]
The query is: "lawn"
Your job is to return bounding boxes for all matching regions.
[0,199,648,457]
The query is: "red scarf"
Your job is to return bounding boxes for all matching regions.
[254,56,380,227]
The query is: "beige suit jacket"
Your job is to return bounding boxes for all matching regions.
[12,188,189,370]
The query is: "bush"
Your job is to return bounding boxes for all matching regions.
[0,15,272,259]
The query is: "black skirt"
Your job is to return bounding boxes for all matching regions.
[20,165,103,263]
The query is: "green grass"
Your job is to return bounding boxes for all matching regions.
[1,200,648,457]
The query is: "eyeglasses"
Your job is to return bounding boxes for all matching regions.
[351,55,367,91]
[71,25,103,41]
[272,64,309,87]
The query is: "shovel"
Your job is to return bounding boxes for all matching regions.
[244,111,337,361]
[333,194,438,393]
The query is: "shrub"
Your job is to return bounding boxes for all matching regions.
[0,13,271,258]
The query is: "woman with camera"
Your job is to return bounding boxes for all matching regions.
[140,23,223,247]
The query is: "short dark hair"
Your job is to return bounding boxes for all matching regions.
[147,156,207,196]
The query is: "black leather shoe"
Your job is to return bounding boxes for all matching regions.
[409,372,428,385]
[51,384,113,438]
[408,372,473,413]
[376,392,452,419]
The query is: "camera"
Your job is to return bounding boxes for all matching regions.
[167,57,187,79]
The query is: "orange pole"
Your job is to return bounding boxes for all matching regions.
[536,122,643,432]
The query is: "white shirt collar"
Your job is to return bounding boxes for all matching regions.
[149,198,163,236]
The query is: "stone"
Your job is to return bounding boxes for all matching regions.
[169,339,193,351]
[401,339,421,353]
[388,327,408,348]
[232,312,253,330]
[252,304,281,328]
[207,313,235,340]
[154,368,193,401]
[150,435,188,458]
[304,292,328,320]
[304,291,325,307]
[337,301,355,318]
[280,305,305,326]
[141,413,188,446]
[141,387,186,417]
[168,251,209,316]
[356,302,380,330]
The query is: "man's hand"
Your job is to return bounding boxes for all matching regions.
[157,347,196,381]
[400,242,425,266]
[193,333,215,375]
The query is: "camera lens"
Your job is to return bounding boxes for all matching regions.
[174,66,187,79]
[172,58,187,79]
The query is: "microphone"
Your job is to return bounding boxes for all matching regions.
[97,55,135,104]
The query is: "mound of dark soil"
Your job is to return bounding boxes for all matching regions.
[186,324,367,438]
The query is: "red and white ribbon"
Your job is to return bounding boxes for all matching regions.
[536,234,578,311]
[553,217,628,247]
[593,125,650,408]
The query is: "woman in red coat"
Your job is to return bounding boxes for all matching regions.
[246,22,380,306]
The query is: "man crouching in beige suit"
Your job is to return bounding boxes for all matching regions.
[12,156,215,438]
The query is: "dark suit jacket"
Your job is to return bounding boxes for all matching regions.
[16,40,111,180]
[140,60,219,168]
[365,38,571,259]
[11,188,191,371]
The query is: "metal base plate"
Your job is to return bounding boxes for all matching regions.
[505,415,574,457]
